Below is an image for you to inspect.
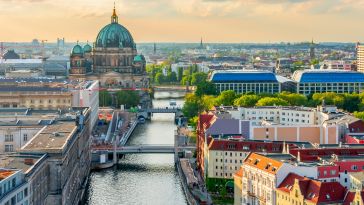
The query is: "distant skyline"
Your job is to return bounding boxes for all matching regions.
[0,0,364,43]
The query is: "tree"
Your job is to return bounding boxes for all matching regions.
[181,75,191,85]
[312,92,344,108]
[169,71,178,82]
[256,97,289,106]
[191,72,208,86]
[195,81,217,96]
[343,93,360,112]
[234,94,260,107]
[115,91,140,108]
[155,73,164,84]
[215,90,236,106]
[177,67,183,81]
[354,111,364,121]
[201,95,216,111]
[99,90,112,107]
[182,94,200,119]
[278,92,308,106]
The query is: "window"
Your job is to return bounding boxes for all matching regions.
[12,178,15,188]
[5,145,13,152]
[330,170,336,175]
[24,188,28,197]
[17,192,23,202]
[352,165,358,170]
[11,196,15,205]
[5,134,13,142]
[23,134,28,142]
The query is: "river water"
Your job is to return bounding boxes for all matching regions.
[85,95,187,205]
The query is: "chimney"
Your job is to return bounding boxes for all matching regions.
[297,151,301,162]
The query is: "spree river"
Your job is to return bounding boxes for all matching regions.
[85,95,187,205]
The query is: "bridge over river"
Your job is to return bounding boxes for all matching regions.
[93,144,196,154]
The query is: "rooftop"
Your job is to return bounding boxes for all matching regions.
[243,153,291,174]
[292,69,364,83]
[0,153,45,173]
[0,170,16,181]
[210,70,278,83]
[277,173,347,203]
[0,86,69,92]
[21,121,77,153]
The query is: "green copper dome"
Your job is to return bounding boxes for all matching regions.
[83,44,92,53]
[133,55,145,62]
[95,8,135,49]
[72,44,84,56]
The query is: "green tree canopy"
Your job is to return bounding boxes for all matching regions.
[155,73,164,84]
[191,72,208,86]
[99,90,112,107]
[215,90,236,106]
[195,81,217,96]
[115,90,140,108]
[312,92,345,108]
[278,92,308,106]
[234,94,261,107]
[256,97,289,106]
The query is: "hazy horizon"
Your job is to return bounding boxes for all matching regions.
[1,0,364,43]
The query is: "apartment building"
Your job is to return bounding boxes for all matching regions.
[276,173,349,205]
[206,139,311,179]
[358,44,364,73]
[238,153,318,205]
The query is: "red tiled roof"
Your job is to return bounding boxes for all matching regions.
[343,192,355,205]
[290,147,364,162]
[243,153,283,174]
[234,167,243,178]
[277,173,348,204]
[208,138,297,153]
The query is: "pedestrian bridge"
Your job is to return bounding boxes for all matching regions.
[140,108,181,113]
[93,145,195,154]
[137,108,183,120]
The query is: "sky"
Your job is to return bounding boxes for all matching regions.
[0,0,364,43]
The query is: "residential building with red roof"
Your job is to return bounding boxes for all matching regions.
[237,153,318,205]
[206,138,311,179]
[276,173,350,205]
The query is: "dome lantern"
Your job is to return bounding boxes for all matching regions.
[111,3,118,24]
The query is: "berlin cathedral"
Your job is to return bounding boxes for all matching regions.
[69,6,148,89]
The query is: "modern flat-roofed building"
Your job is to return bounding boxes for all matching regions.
[292,69,364,95]
[210,70,282,94]
[358,44,364,73]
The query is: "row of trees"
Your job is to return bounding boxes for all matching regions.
[146,63,207,86]
[183,83,364,125]
[99,90,140,108]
